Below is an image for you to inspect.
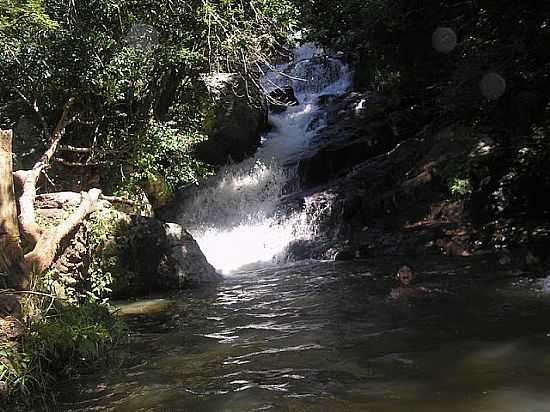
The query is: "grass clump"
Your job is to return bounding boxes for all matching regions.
[1,299,127,408]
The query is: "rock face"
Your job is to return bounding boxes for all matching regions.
[137,220,221,291]
[110,215,221,297]
[280,85,550,268]
[38,204,220,301]
[269,86,299,113]
[288,123,492,260]
[196,73,267,165]
[297,92,400,188]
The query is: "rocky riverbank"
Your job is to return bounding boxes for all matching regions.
[281,85,550,272]
[38,202,221,301]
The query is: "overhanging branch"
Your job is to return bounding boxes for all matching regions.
[13,97,76,246]
[53,157,107,167]
[24,189,102,277]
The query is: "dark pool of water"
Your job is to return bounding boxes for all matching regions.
[58,257,550,411]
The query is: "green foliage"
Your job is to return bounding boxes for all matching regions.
[0,0,298,196]
[514,124,550,180]
[448,177,473,198]
[123,120,213,195]
[298,0,550,126]
[1,1,298,407]
[1,301,126,404]
[0,0,58,35]
[198,0,298,73]
[27,303,127,373]
[86,210,127,303]
[0,340,38,399]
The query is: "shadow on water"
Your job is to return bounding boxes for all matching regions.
[55,256,550,412]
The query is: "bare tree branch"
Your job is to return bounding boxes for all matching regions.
[58,145,93,153]
[99,194,136,206]
[24,189,102,277]
[13,97,76,246]
[53,157,107,167]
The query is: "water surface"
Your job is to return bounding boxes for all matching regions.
[60,257,550,411]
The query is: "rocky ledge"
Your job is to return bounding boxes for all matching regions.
[281,88,550,272]
[35,195,221,301]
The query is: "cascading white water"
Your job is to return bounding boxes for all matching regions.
[178,43,352,274]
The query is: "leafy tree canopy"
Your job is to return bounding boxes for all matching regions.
[0,0,298,195]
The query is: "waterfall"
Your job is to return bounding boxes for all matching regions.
[178,43,352,274]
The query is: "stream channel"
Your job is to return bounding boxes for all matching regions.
[59,45,550,412]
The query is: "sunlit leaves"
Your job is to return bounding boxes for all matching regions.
[1,0,297,196]
[0,0,58,35]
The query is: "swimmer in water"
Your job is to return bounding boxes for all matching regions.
[389,265,430,300]
[396,264,416,286]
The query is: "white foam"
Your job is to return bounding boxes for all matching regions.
[178,43,352,273]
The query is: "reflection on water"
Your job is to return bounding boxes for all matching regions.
[59,257,550,411]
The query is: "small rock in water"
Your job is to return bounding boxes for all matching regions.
[498,255,512,266]
[334,248,356,261]
[525,251,541,266]
[115,299,174,316]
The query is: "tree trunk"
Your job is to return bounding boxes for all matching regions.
[13,169,42,246]
[2,126,102,289]
[24,189,102,275]
[0,130,27,288]
[13,97,76,247]
[2,103,108,290]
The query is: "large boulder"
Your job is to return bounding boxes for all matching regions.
[196,73,268,165]
[121,217,221,295]
[296,92,400,188]
[37,202,220,301]
[269,86,299,113]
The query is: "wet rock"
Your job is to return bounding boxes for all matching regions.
[269,86,299,113]
[160,223,221,287]
[288,117,502,260]
[38,206,219,301]
[333,247,357,261]
[298,131,395,188]
[196,73,267,165]
[297,92,402,188]
[317,94,336,106]
[114,216,221,297]
[279,239,334,261]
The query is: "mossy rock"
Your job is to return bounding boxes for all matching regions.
[42,207,220,302]
[195,73,268,165]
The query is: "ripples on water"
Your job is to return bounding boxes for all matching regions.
[59,257,550,412]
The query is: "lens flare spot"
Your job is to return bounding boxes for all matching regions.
[432,27,457,54]
[480,72,507,100]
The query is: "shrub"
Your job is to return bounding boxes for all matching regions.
[449,177,473,198]
[1,301,127,405]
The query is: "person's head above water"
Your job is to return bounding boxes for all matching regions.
[396,265,416,286]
